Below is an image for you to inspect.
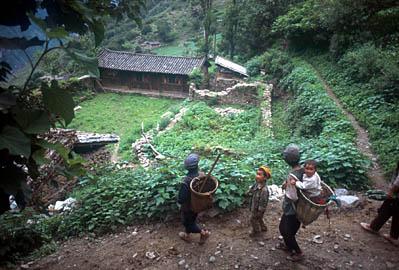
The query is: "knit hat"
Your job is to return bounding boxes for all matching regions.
[184,153,199,170]
[259,166,271,178]
[282,145,301,166]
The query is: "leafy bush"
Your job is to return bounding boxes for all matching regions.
[188,68,204,88]
[246,55,264,76]
[311,52,399,178]
[276,59,369,188]
[0,210,46,263]
[158,116,171,131]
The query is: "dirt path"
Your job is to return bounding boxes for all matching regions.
[22,197,398,270]
[314,70,387,190]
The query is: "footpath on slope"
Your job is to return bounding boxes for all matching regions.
[313,68,388,190]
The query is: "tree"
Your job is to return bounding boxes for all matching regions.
[156,19,177,43]
[221,0,241,59]
[190,0,215,85]
[0,0,145,213]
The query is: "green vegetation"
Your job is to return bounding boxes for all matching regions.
[153,41,198,56]
[2,0,399,265]
[310,52,399,178]
[69,93,179,161]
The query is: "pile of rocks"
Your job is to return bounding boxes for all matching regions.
[80,146,111,168]
[189,82,264,107]
[132,108,187,169]
[131,130,156,169]
[260,84,273,135]
[214,107,244,116]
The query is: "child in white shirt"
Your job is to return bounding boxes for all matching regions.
[291,159,323,203]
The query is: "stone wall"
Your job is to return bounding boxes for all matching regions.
[211,78,240,92]
[189,82,263,107]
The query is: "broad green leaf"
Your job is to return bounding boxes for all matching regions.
[230,184,238,191]
[155,196,164,206]
[42,82,75,125]
[13,106,51,134]
[36,140,70,160]
[218,200,229,209]
[64,48,99,78]
[46,27,69,39]
[88,19,105,47]
[32,148,50,165]
[0,126,30,157]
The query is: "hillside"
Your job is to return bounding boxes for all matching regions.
[1,0,398,268]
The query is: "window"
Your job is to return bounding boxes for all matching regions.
[167,75,177,84]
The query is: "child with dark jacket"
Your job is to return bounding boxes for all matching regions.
[245,166,271,237]
[177,153,210,244]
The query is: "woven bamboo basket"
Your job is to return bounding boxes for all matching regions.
[296,181,334,226]
[189,174,218,213]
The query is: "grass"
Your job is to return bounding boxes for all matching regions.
[68,93,180,161]
[153,41,198,56]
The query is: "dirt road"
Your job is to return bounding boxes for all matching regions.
[25,195,398,270]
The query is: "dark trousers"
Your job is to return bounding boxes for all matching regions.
[370,199,399,239]
[279,214,301,253]
[182,211,201,234]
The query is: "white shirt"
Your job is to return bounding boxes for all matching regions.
[296,172,322,197]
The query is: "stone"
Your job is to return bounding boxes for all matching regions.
[145,251,157,259]
[312,235,323,244]
[334,188,348,196]
[338,195,359,207]
[209,256,216,263]
[178,260,186,266]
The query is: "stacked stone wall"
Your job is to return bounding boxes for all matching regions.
[189,82,262,107]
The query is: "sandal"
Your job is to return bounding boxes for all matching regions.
[360,222,379,234]
[382,233,399,247]
[286,252,304,262]
[199,231,210,245]
[178,232,190,242]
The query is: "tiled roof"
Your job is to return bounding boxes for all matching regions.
[215,56,248,77]
[98,48,206,75]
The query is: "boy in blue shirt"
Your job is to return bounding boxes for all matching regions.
[177,153,210,244]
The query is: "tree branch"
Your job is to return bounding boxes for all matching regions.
[22,40,61,95]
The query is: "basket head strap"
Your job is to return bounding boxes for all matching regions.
[182,176,193,183]
[289,173,300,182]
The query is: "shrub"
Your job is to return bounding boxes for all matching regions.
[246,55,264,76]
[158,116,171,131]
[188,68,204,88]
[0,210,46,262]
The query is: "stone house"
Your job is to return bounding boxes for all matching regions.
[215,56,249,80]
[98,48,209,98]
[141,41,161,50]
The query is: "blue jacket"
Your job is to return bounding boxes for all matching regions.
[178,169,199,212]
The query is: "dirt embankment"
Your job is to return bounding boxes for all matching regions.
[26,197,398,270]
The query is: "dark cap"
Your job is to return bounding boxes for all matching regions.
[184,153,199,170]
[282,145,300,166]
